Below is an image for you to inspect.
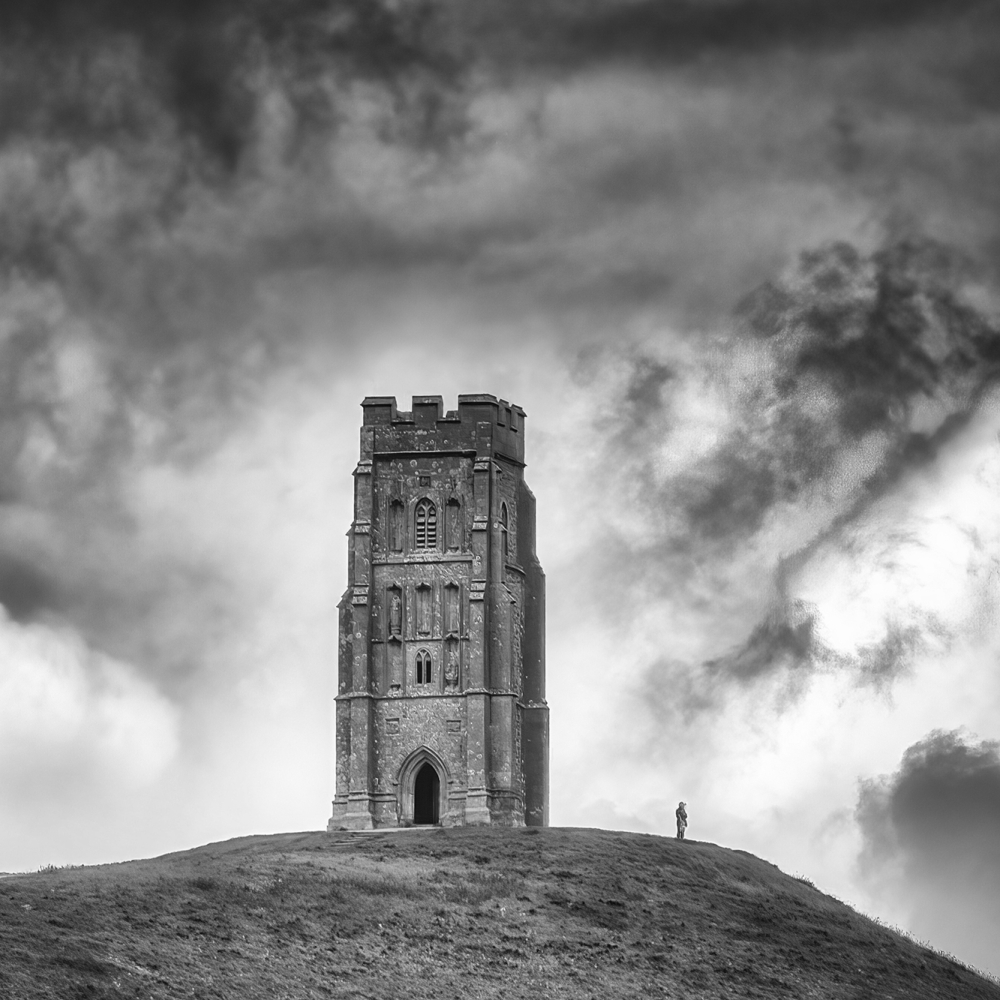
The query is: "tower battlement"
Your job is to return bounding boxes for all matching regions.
[331,394,548,831]
[362,394,525,427]
[360,395,526,464]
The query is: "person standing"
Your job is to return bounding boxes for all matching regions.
[675,801,688,840]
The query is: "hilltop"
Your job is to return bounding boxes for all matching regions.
[0,827,995,999]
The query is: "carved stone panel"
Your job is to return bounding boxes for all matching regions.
[445,637,460,689]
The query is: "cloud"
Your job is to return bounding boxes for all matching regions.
[0,607,178,794]
[0,552,63,622]
[573,797,656,834]
[700,239,997,548]
[589,239,1000,700]
[856,729,1000,973]
[543,0,996,68]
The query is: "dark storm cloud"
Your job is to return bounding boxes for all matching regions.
[0,1,250,168]
[613,238,1000,553]
[610,354,675,449]
[720,240,998,534]
[856,730,1000,971]
[436,0,1000,76]
[0,0,994,328]
[706,599,821,681]
[0,0,462,161]
[3,0,996,185]
[12,0,989,64]
[547,0,995,65]
[0,0,998,701]
[635,600,941,729]
[709,604,938,685]
[0,1,481,682]
[599,237,1000,693]
[0,553,62,622]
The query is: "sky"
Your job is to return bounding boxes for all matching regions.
[1,0,999,977]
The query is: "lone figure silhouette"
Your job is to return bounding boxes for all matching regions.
[675,801,688,840]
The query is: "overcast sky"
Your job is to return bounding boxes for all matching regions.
[1,0,999,977]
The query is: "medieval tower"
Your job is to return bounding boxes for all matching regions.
[329,394,549,829]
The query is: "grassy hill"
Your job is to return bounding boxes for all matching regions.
[0,827,995,999]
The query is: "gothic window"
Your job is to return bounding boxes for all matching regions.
[444,583,460,635]
[446,498,462,551]
[416,584,432,635]
[389,500,404,552]
[500,502,509,561]
[416,649,432,685]
[415,499,437,549]
[387,586,402,637]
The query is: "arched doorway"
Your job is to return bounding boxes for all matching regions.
[413,763,440,825]
[396,745,448,826]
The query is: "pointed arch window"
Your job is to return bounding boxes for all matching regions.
[415,499,437,549]
[416,649,432,685]
[499,502,509,561]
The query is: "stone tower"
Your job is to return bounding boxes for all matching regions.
[329,394,548,829]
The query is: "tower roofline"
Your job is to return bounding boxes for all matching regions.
[361,395,527,430]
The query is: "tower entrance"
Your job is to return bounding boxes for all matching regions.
[413,763,440,825]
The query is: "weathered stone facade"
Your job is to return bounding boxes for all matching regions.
[328,395,549,829]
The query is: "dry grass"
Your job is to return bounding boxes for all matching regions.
[0,827,996,999]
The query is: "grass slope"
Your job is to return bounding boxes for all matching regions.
[0,827,995,999]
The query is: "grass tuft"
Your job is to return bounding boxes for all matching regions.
[442,870,526,904]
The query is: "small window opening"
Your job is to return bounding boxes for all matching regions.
[415,499,437,549]
[416,649,432,685]
[500,502,509,561]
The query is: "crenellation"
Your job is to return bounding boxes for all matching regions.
[360,395,526,464]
